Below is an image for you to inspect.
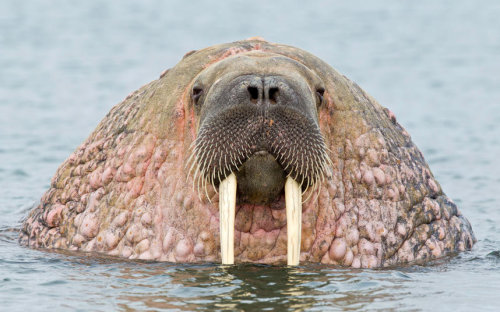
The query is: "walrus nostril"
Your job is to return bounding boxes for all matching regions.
[269,87,279,104]
[248,86,259,102]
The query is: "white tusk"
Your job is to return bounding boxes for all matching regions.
[219,172,237,265]
[285,176,302,266]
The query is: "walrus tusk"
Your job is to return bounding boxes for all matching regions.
[219,173,301,265]
[285,176,302,266]
[219,172,237,264]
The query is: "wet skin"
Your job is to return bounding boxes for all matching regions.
[20,39,475,267]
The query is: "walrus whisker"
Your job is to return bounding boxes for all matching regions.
[207,154,218,195]
[244,148,251,160]
[283,160,292,172]
[187,140,198,153]
[270,140,277,151]
[217,153,223,180]
[210,175,217,195]
[303,181,320,204]
[190,166,197,192]
[196,168,205,201]
[287,148,294,166]
[191,162,200,187]
[185,156,195,178]
[323,143,333,154]
[207,150,216,171]
[211,169,217,190]
[279,145,289,159]
[293,167,300,183]
[274,146,282,161]
[237,148,244,159]
[198,165,208,199]
[327,156,334,169]
[300,153,305,179]
[193,167,202,202]
[323,147,334,166]
[315,181,322,199]
[302,184,314,202]
[308,182,317,200]
[293,156,300,175]
[316,165,324,185]
[305,156,309,182]
[317,161,326,184]
[224,154,230,175]
[217,170,222,188]
[323,156,334,177]
[201,170,207,198]
[196,150,209,184]
[185,149,196,171]
[186,151,200,178]
[230,153,237,170]
[311,155,319,181]
[236,157,243,168]
[203,174,211,203]
[187,149,196,168]
[278,144,285,156]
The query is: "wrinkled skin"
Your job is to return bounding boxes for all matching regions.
[20,39,475,267]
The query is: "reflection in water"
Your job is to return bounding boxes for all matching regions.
[105,263,414,311]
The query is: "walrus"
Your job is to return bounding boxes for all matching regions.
[20,38,475,267]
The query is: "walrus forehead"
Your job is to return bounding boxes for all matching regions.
[194,51,324,89]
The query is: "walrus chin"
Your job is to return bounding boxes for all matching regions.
[185,52,332,265]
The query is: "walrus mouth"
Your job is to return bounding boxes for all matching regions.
[187,103,331,265]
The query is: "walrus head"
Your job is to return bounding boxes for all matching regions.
[186,52,332,264]
[188,51,331,204]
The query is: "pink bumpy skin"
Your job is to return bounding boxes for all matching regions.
[20,39,475,267]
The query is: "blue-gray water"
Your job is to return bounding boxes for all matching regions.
[1,0,499,311]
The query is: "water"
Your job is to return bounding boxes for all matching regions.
[1,0,499,310]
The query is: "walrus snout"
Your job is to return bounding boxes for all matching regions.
[242,75,298,107]
[187,53,332,201]
[196,73,311,119]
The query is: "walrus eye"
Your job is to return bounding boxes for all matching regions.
[316,88,325,107]
[192,87,204,106]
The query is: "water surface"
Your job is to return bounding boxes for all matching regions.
[1,0,499,311]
